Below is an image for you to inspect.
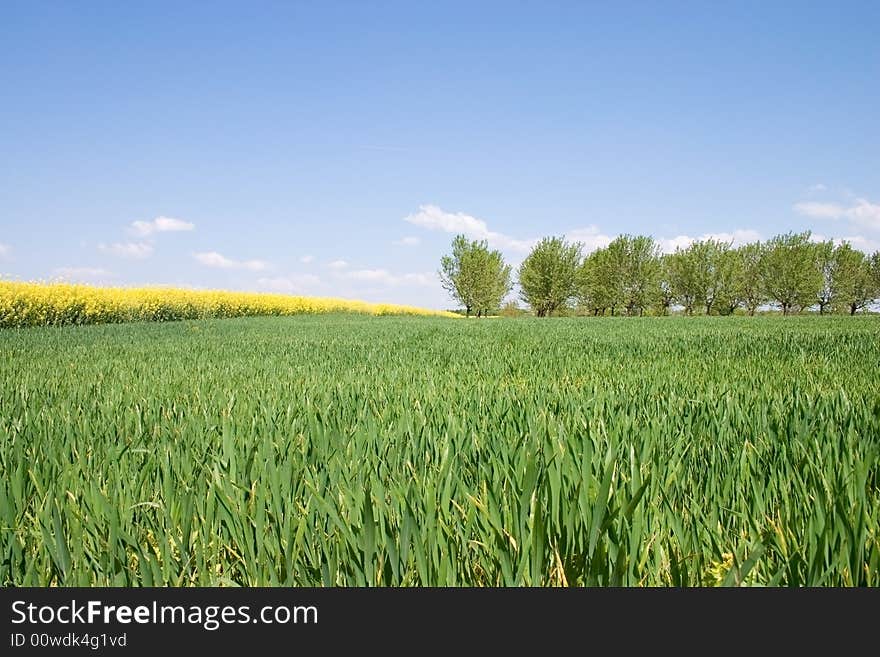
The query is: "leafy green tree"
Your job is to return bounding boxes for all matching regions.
[439,235,511,317]
[578,249,614,316]
[733,242,767,316]
[580,237,667,316]
[518,236,583,317]
[760,232,822,315]
[669,239,752,315]
[656,254,676,315]
[614,235,661,316]
[813,239,856,315]
[686,239,731,315]
[599,239,627,316]
[667,246,701,315]
[714,246,743,315]
[871,251,880,294]
[835,244,877,315]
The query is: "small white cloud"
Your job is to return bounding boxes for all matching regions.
[568,225,613,253]
[847,199,880,231]
[658,235,698,253]
[300,255,315,264]
[343,269,393,283]
[808,183,828,193]
[194,251,268,271]
[393,236,421,247]
[793,202,847,220]
[794,198,880,231]
[98,242,154,259]
[811,233,880,253]
[257,274,321,293]
[840,235,880,253]
[399,272,433,286]
[0,243,9,257]
[54,267,112,280]
[328,259,348,269]
[340,269,433,286]
[404,204,534,252]
[701,229,762,245]
[657,229,762,253]
[130,216,195,237]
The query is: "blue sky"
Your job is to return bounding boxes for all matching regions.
[2,1,879,309]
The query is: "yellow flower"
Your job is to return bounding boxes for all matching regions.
[0,281,459,328]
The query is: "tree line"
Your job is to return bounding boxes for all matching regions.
[440,232,880,317]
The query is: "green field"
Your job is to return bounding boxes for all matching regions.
[2,316,879,586]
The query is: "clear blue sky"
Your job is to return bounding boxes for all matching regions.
[2,1,878,308]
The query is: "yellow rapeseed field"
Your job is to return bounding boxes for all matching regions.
[0,280,459,327]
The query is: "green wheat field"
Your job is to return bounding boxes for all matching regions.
[2,315,879,586]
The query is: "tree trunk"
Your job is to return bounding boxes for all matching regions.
[466,306,471,317]
[782,303,789,316]
[850,303,857,316]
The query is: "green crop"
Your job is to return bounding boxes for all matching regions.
[1,315,878,586]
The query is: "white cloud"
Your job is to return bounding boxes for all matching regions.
[808,183,827,193]
[794,198,880,231]
[841,235,880,253]
[300,255,315,264]
[657,229,762,253]
[567,225,613,253]
[54,267,112,279]
[393,236,421,247]
[702,229,762,245]
[793,202,847,220]
[809,233,880,253]
[658,235,698,253]
[328,259,348,269]
[194,251,268,271]
[98,241,154,259]
[339,269,434,286]
[130,216,195,237]
[404,204,534,252]
[0,243,9,257]
[257,274,321,293]
[847,199,880,231]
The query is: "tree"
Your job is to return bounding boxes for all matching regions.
[656,254,676,315]
[613,235,661,316]
[439,235,511,317]
[668,239,745,315]
[760,232,822,315]
[733,242,767,316]
[813,240,834,314]
[667,247,700,315]
[871,251,880,298]
[686,239,732,315]
[835,244,877,315]
[518,236,583,317]
[714,246,744,315]
[578,249,614,316]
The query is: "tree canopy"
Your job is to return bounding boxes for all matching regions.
[518,237,582,317]
[439,235,512,317]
